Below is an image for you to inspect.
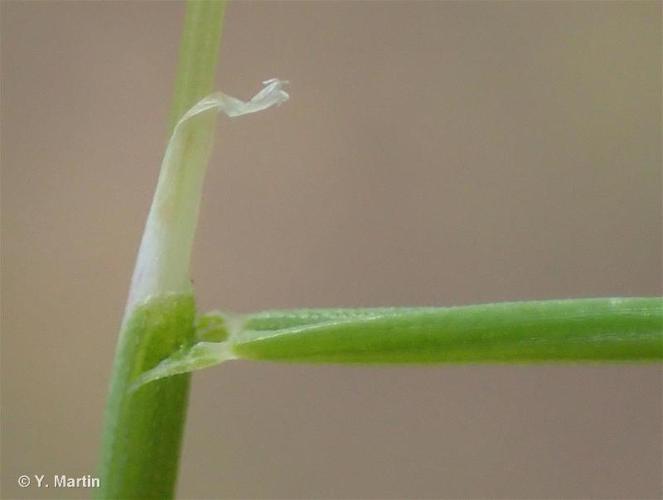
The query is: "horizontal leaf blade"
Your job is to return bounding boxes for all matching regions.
[133,297,663,389]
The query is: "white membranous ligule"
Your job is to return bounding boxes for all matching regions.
[128,80,289,309]
[125,80,290,390]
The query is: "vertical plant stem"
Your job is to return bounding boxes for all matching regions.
[97,2,226,498]
[169,0,227,133]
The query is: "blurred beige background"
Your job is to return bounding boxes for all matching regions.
[1,1,661,499]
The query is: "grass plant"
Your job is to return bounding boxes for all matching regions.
[97,1,663,498]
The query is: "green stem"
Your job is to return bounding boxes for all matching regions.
[97,2,226,498]
[169,0,227,134]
